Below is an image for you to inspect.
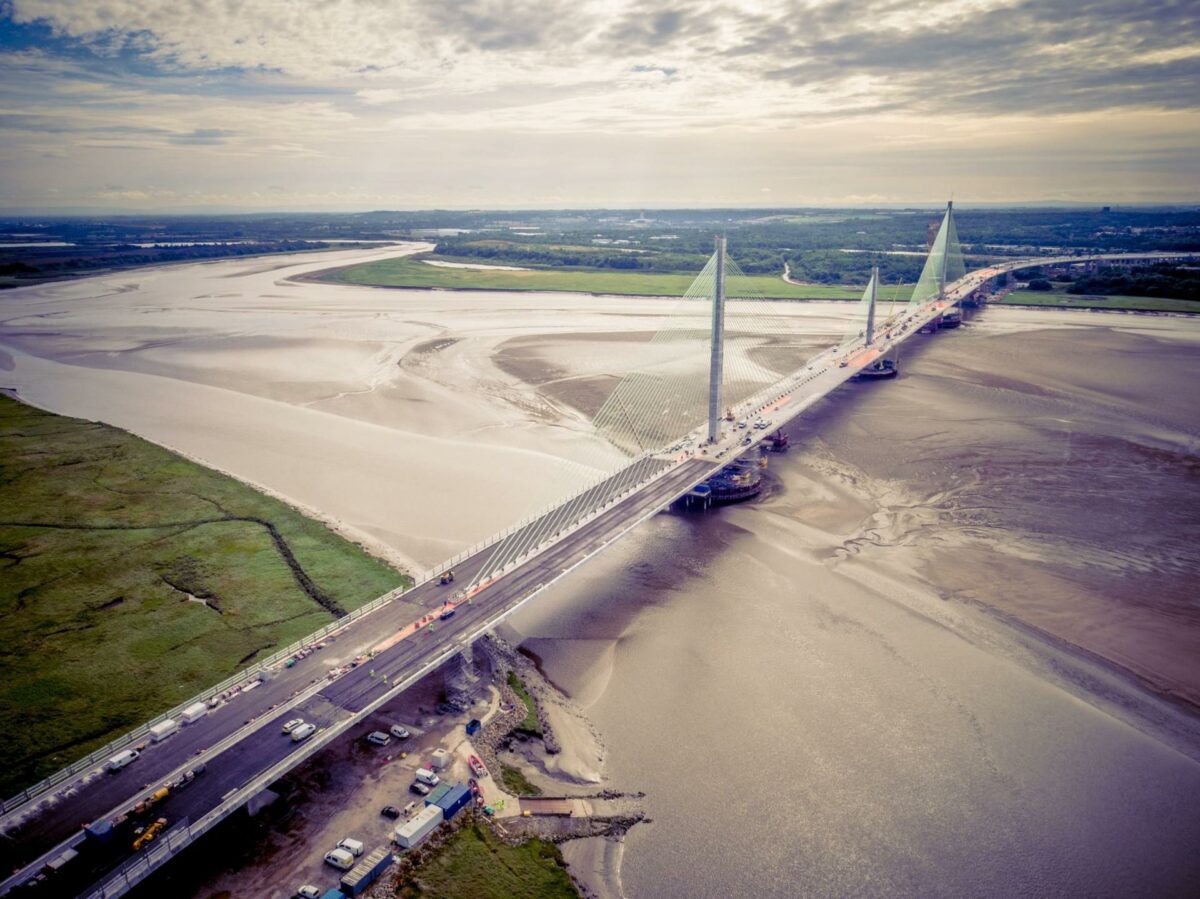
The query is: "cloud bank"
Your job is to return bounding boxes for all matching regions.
[1,0,1197,209]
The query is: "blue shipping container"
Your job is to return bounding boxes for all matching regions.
[340,846,393,897]
[434,784,472,820]
[84,820,114,844]
[423,782,452,807]
[319,890,345,899]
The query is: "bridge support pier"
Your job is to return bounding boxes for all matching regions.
[246,787,279,816]
[865,266,878,345]
[445,643,481,710]
[706,235,727,443]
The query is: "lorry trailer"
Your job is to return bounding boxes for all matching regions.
[149,718,179,742]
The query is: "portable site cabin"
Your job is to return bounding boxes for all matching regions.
[433,784,471,820]
[394,805,443,849]
[339,846,394,897]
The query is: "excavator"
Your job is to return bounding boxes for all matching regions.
[132,817,167,852]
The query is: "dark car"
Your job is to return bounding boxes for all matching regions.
[439,608,456,621]
[381,805,401,819]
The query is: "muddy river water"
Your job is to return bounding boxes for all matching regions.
[2,251,1198,897]
[510,310,1200,898]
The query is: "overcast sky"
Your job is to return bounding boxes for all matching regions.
[1,0,1198,211]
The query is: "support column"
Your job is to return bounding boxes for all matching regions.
[865,266,878,346]
[707,236,726,444]
[938,200,952,301]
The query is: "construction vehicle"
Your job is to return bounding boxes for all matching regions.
[438,571,455,585]
[132,786,169,815]
[132,817,167,851]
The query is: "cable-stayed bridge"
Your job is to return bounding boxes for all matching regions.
[1,206,1192,898]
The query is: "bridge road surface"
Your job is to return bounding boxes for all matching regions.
[6,251,1184,896]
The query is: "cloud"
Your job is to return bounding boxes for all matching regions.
[4,0,1195,119]
[0,0,1198,208]
[169,127,234,145]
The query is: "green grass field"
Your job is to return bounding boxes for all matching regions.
[398,821,578,899]
[319,254,870,300]
[1001,285,1200,313]
[0,396,408,796]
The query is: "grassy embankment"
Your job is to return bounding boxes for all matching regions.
[397,821,578,899]
[499,763,543,797]
[1000,284,1200,313]
[507,671,543,736]
[0,395,408,796]
[319,254,867,300]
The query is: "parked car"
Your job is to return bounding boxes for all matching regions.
[324,848,354,871]
[410,781,431,796]
[296,887,320,899]
[381,805,401,819]
[281,718,305,734]
[366,731,390,746]
[389,724,411,739]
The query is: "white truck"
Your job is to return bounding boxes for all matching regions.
[180,702,207,724]
[149,719,179,742]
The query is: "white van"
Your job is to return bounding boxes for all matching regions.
[107,749,139,772]
[324,848,355,870]
[290,722,317,742]
[337,837,364,857]
[414,767,439,786]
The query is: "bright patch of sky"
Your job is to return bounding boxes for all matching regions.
[1,0,1197,210]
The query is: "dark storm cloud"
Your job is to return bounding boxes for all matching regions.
[749,0,1200,114]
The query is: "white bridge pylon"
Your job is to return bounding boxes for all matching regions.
[467,206,964,591]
